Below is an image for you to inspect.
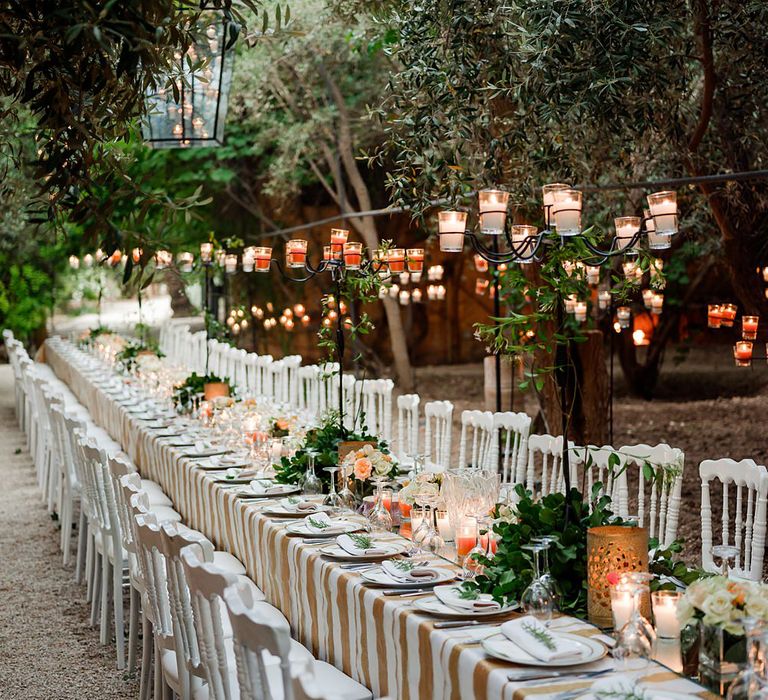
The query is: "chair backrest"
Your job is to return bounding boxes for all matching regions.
[180,544,241,700]
[49,401,76,488]
[353,379,394,444]
[524,433,565,496]
[457,410,495,470]
[493,411,532,484]
[317,363,340,415]
[699,458,768,580]
[282,355,302,408]
[223,581,293,700]
[108,457,139,555]
[619,443,685,547]
[297,365,321,415]
[423,400,454,472]
[569,444,627,508]
[133,513,173,640]
[396,394,420,461]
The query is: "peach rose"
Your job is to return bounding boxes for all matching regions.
[353,458,373,481]
[275,419,289,431]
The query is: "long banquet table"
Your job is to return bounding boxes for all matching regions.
[45,338,715,700]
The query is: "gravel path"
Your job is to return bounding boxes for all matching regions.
[0,365,139,699]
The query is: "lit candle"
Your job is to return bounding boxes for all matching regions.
[428,265,445,281]
[438,211,467,252]
[132,247,143,264]
[734,341,753,366]
[83,254,93,268]
[398,500,412,520]
[200,242,213,264]
[411,271,422,283]
[475,279,489,296]
[224,254,238,274]
[436,285,446,301]
[574,301,588,322]
[388,248,406,273]
[721,303,738,327]
[598,290,611,310]
[254,247,272,272]
[617,306,631,329]
[622,260,638,279]
[474,254,489,272]
[610,584,635,630]
[399,272,410,286]
[647,191,678,235]
[708,304,722,329]
[301,314,310,326]
[286,239,308,268]
[177,251,194,273]
[343,242,363,270]
[763,268,768,284]
[614,216,641,253]
[294,303,305,316]
[329,228,349,257]
[651,293,664,315]
[541,183,570,228]
[478,189,509,235]
[69,255,80,269]
[456,519,478,562]
[372,250,387,276]
[652,590,682,639]
[155,250,173,269]
[269,439,283,463]
[407,248,425,273]
[586,266,600,285]
[240,247,255,272]
[399,289,410,306]
[510,224,537,263]
[411,288,423,303]
[552,189,582,236]
[564,294,577,314]
[388,284,399,298]
[436,510,454,541]
[642,289,654,309]
[743,316,759,340]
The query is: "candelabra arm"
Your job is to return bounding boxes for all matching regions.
[271,258,322,283]
[466,232,544,264]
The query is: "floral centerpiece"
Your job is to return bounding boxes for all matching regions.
[173,372,233,411]
[678,576,768,677]
[340,443,395,483]
[398,472,443,506]
[115,339,164,373]
[269,417,292,439]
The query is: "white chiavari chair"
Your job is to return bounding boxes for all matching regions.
[353,379,394,443]
[223,580,373,700]
[396,394,420,471]
[523,433,567,497]
[618,443,685,548]
[297,365,322,415]
[700,458,768,581]
[423,400,454,472]
[457,410,495,470]
[492,411,532,485]
[569,444,627,510]
[317,362,340,415]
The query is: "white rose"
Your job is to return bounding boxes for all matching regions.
[701,590,736,628]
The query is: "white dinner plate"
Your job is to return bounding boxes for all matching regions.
[211,474,254,484]
[360,566,456,588]
[261,504,331,518]
[481,632,607,667]
[285,519,362,536]
[413,597,519,619]
[233,484,301,499]
[575,693,687,700]
[319,542,405,561]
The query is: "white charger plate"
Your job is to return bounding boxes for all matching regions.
[481,632,606,667]
[319,542,405,561]
[413,596,518,619]
[233,484,300,499]
[360,566,456,588]
[285,519,362,536]
[261,504,331,518]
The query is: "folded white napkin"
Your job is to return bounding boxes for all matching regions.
[381,560,439,583]
[302,512,335,532]
[433,584,501,612]
[194,440,214,452]
[336,533,388,556]
[249,479,284,495]
[282,497,319,513]
[501,616,583,663]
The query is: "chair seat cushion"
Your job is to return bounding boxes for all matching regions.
[152,505,182,524]
[139,480,173,507]
[212,550,246,576]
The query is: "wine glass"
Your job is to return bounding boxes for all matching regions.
[727,618,766,700]
[323,466,343,514]
[368,477,393,532]
[613,580,654,671]
[301,453,322,496]
[712,544,740,576]
[531,535,561,612]
[462,470,500,579]
[520,543,556,626]
[337,469,356,511]
[412,490,444,553]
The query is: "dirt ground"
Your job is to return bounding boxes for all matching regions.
[412,342,768,568]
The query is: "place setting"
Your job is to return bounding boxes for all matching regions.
[319,532,406,561]
[260,496,331,518]
[231,478,301,499]
[358,558,456,589]
[285,512,363,537]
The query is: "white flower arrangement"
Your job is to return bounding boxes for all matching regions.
[398,472,442,506]
[677,576,768,635]
[341,443,394,482]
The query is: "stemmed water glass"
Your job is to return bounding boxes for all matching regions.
[727,618,768,699]
[337,468,357,510]
[462,471,500,579]
[531,535,561,611]
[613,579,654,671]
[301,453,322,496]
[712,544,740,576]
[520,543,556,626]
[412,490,444,553]
[368,477,393,532]
[323,466,343,514]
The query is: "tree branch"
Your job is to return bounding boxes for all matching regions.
[688,0,716,153]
